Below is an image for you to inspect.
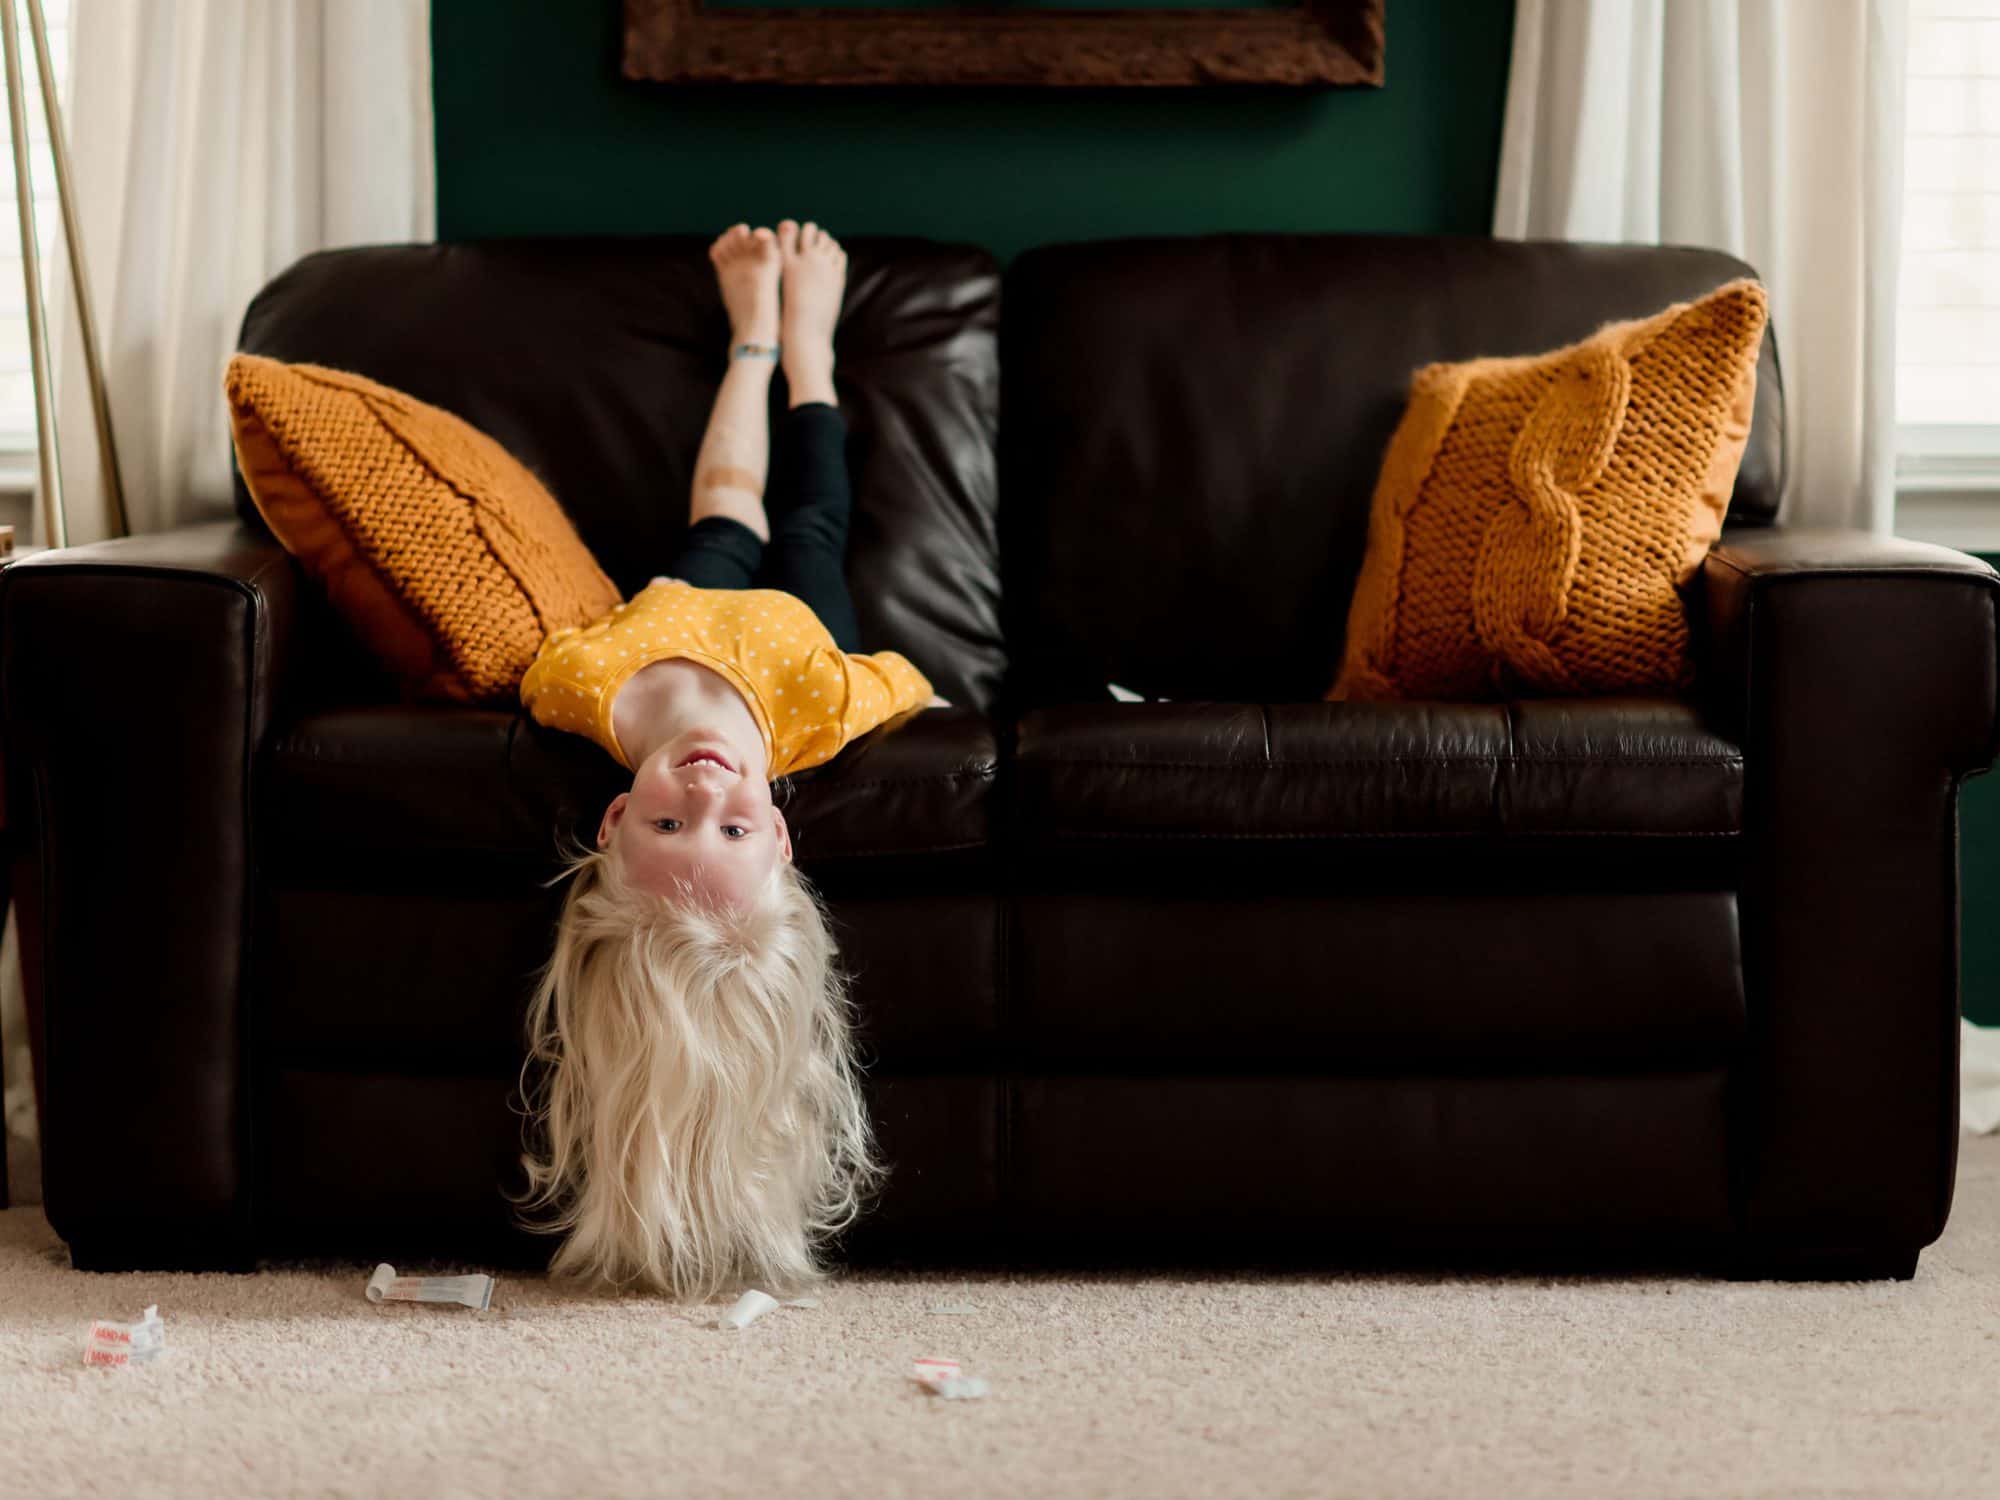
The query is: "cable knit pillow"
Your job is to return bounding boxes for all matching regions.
[1329,279,1769,702]
[226,354,621,705]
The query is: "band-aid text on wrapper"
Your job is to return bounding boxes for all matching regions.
[83,1305,165,1368]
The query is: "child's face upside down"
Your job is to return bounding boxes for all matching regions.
[597,726,792,912]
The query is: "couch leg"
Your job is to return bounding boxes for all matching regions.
[1717,1245,1920,1282]
[66,1241,258,1274]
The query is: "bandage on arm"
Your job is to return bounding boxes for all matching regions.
[688,341,776,536]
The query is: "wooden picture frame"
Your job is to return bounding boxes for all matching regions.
[622,0,1385,87]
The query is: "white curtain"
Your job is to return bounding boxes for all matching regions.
[1495,0,2000,1137]
[1493,0,1906,535]
[1,0,434,1207]
[49,0,434,543]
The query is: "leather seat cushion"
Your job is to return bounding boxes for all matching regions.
[265,703,997,867]
[1014,697,1740,849]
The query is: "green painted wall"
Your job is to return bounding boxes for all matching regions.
[431,0,1518,259]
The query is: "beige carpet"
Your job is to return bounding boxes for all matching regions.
[3,1140,1999,1499]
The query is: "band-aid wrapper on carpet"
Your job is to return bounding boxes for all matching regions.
[912,1357,989,1400]
[710,1290,819,1329]
[366,1263,494,1311]
[715,1290,779,1330]
[83,1304,164,1367]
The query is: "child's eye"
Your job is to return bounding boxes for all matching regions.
[654,818,681,833]
[722,825,748,839]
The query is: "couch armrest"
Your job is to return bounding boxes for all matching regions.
[1700,526,2000,1267]
[1,521,301,1269]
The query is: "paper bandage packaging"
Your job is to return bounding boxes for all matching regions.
[365,1263,494,1311]
[83,1305,165,1368]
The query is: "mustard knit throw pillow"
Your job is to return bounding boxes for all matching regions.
[1329,278,1769,702]
[226,354,622,705]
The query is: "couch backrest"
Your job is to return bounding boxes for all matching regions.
[998,234,1784,707]
[235,237,1007,711]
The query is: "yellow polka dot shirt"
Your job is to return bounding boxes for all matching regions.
[520,578,934,775]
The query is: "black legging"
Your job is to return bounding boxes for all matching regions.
[662,401,861,652]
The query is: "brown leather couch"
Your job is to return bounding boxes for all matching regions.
[6,234,1996,1282]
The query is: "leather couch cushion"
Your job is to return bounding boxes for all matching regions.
[226,354,622,705]
[1332,279,1768,701]
[1013,888,1743,1071]
[254,1067,1728,1265]
[236,238,1006,710]
[259,884,1000,1075]
[265,703,996,867]
[1014,697,1741,847]
[999,234,1783,707]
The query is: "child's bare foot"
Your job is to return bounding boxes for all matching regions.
[777,219,845,407]
[709,223,780,348]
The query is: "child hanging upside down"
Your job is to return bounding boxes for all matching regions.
[509,219,944,1302]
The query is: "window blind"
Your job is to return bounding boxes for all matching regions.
[1902,0,2000,469]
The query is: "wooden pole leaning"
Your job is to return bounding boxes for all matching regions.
[26,0,121,539]
[2,0,127,548]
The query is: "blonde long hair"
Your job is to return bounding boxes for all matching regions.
[509,844,883,1301]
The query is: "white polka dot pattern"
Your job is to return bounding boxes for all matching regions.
[520,579,932,773]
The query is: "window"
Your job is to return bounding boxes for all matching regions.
[0,0,69,487]
[1900,0,2000,538]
